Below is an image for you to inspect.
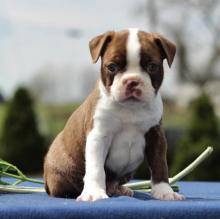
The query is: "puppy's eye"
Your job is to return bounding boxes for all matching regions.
[146,63,159,74]
[107,63,118,74]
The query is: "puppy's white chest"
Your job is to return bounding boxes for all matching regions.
[105,126,145,176]
[94,89,163,177]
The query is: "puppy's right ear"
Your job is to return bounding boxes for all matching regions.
[89,31,115,63]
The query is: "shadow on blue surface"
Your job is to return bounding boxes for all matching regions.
[133,191,153,200]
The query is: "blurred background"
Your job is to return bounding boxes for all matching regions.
[0,0,220,180]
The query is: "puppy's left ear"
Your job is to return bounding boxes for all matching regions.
[89,31,115,63]
[153,33,176,67]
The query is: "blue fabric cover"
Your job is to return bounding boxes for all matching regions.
[0,181,220,219]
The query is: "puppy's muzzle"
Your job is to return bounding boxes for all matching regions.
[122,77,144,102]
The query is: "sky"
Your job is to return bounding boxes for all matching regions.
[0,0,190,102]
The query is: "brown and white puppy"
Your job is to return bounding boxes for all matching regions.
[44,28,184,201]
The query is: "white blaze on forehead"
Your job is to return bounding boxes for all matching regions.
[108,28,156,105]
[126,28,141,71]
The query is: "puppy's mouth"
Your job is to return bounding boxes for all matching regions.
[117,96,147,108]
[122,96,142,103]
[119,93,146,106]
[121,88,144,102]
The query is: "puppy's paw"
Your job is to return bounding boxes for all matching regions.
[116,185,134,197]
[153,191,185,201]
[106,182,134,197]
[76,189,108,201]
[152,182,185,201]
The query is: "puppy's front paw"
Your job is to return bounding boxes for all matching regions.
[153,191,185,201]
[152,182,185,201]
[76,189,108,201]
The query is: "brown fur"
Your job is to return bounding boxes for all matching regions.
[44,84,100,198]
[101,30,128,89]
[138,31,176,67]
[138,31,176,92]
[145,124,169,183]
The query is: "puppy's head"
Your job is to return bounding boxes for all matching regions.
[89,28,176,106]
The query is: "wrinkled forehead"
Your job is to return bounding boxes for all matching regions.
[102,29,163,63]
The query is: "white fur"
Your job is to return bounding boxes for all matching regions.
[78,80,163,201]
[110,28,155,104]
[78,28,163,201]
[101,81,163,174]
[106,126,145,175]
[151,182,185,201]
[126,28,141,72]
[76,128,111,201]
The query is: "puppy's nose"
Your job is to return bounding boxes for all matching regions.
[123,79,140,90]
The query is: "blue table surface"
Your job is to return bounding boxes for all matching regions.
[0,180,220,219]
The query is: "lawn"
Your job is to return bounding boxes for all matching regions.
[37,103,79,138]
[0,101,219,141]
[0,101,189,140]
[0,102,79,139]
[38,102,192,138]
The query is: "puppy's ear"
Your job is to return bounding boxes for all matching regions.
[153,33,176,67]
[89,31,115,63]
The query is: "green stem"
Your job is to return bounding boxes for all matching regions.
[169,146,213,184]
[2,162,26,178]
[0,171,44,184]
[134,185,179,193]
[0,185,45,193]
[0,171,26,181]
[25,177,44,184]
[125,146,213,190]
[124,180,151,189]
[13,179,23,186]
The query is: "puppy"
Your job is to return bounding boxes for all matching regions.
[44,28,184,201]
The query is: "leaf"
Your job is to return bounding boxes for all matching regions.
[0,179,10,185]
[0,160,17,173]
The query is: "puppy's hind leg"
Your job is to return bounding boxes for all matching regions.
[44,132,84,199]
[44,169,80,198]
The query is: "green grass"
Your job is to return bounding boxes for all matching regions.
[0,102,80,140]
[0,101,218,141]
[37,103,80,138]
[163,109,190,128]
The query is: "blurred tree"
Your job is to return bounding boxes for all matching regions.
[0,91,4,103]
[29,65,81,103]
[0,87,46,173]
[134,0,220,88]
[171,93,220,180]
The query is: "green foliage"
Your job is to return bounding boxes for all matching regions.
[0,87,46,173]
[171,93,220,180]
[0,92,4,103]
[38,103,78,139]
[0,103,7,136]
